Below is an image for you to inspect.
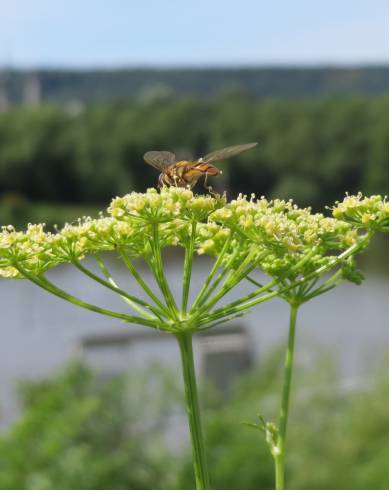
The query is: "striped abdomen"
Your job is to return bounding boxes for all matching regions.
[159,161,221,188]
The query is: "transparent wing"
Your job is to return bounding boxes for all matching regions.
[201,142,258,164]
[143,151,176,170]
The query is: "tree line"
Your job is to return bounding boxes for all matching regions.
[4,66,389,103]
[0,94,388,212]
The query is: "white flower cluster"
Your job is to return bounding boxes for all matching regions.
[0,188,366,281]
[333,193,389,231]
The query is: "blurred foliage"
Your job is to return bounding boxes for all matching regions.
[1,94,389,228]
[0,363,177,490]
[177,349,389,490]
[1,352,389,489]
[0,194,100,229]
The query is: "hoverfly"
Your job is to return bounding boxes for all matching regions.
[143,142,258,190]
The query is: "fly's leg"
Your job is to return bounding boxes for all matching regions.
[158,173,178,188]
[203,172,215,195]
[158,173,165,189]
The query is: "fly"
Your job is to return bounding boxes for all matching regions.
[143,142,258,191]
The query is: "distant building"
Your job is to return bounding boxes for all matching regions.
[23,72,41,107]
[0,71,9,112]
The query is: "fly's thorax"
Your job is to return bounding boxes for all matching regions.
[165,160,189,178]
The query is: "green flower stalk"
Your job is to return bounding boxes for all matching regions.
[237,194,375,489]
[0,187,373,490]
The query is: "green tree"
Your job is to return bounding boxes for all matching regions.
[2,95,389,221]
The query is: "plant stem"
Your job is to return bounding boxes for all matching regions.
[176,332,211,490]
[275,456,285,490]
[117,249,171,318]
[151,223,179,319]
[197,249,257,314]
[274,303,299,490]
[14,265,158,328]
[190,234,232,311]
[72,258,156,319]
[208,234,370,321]
[182,221,196,313]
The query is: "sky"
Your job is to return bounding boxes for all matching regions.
[1,0,389,68]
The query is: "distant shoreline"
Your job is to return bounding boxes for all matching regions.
[2,65,389,104]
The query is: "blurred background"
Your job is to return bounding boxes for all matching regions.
[1,1,389,488]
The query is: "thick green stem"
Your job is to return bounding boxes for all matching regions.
[275,455,285,490]
[177,332,211,490]
[274,303,299,490]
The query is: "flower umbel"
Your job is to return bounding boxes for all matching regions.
[333,193,389,232]
[0,187,370,325]
[0,186,375,490]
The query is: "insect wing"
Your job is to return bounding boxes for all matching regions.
[201,142,258,164]
[143,151,176,170]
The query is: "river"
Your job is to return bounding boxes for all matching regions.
[0,251,388,426]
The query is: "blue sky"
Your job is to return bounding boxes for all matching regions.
[1,0,389,67]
